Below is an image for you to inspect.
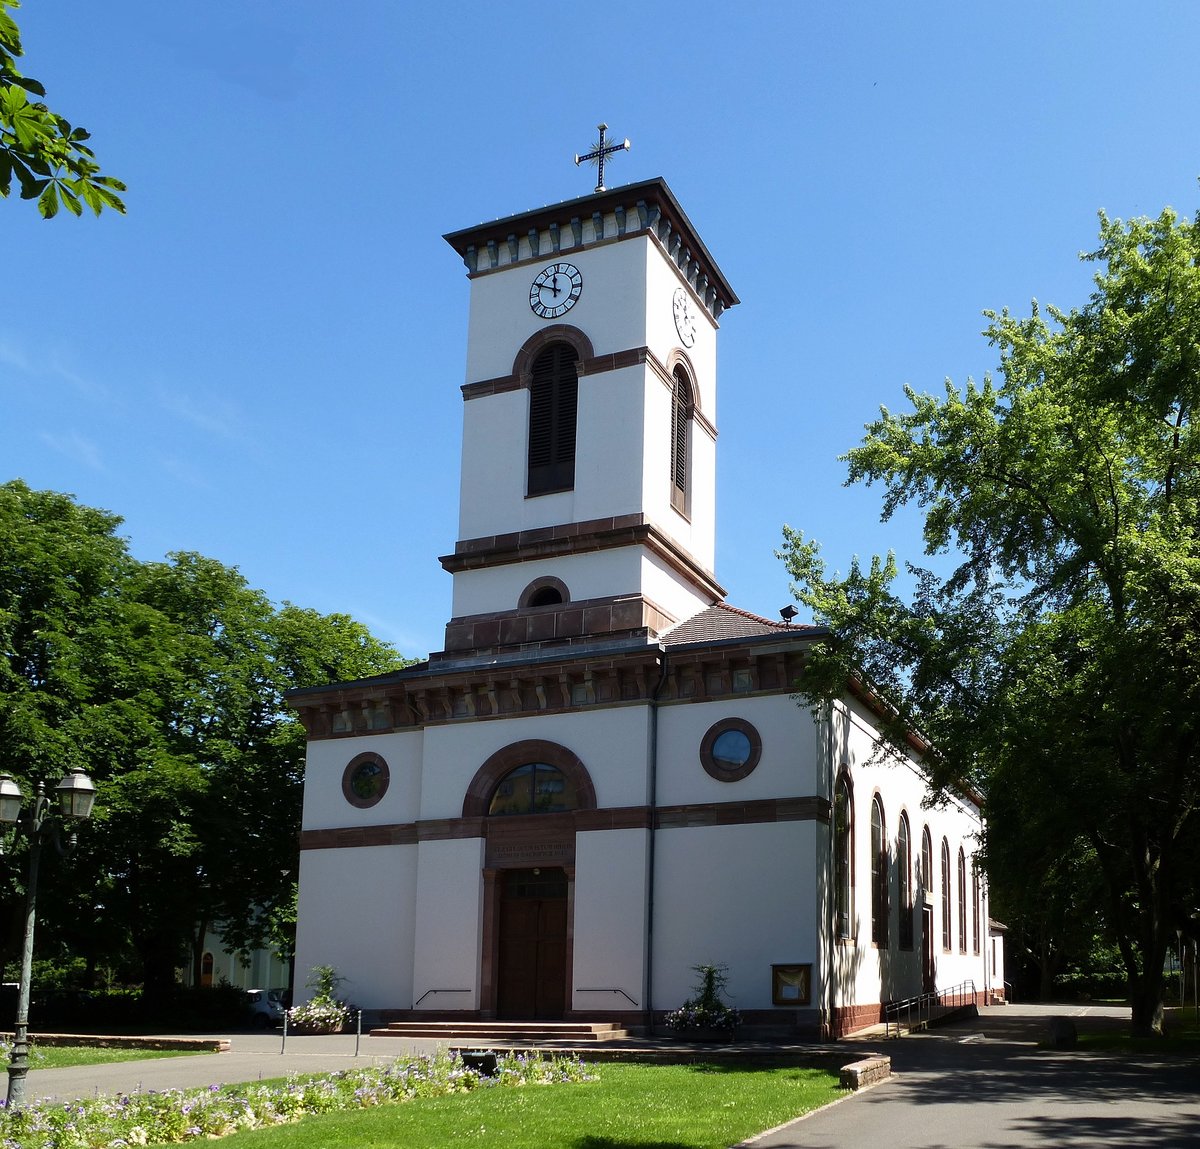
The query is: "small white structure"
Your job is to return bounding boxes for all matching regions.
[289,178,993,1037]
[178,928,289,996]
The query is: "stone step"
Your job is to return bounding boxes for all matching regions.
[369,1020,628,1043]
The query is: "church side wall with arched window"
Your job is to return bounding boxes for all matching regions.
[825,695,986,1029]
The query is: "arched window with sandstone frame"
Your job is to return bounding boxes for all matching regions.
[833,772,853,940]
[870,795,888,947]
[897,811,913,949]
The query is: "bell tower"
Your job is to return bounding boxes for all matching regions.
[438,177,738,660]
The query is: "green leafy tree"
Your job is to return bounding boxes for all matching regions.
[781,204,1200,1036]
[0,482,406,997]
[0,482,145,981]
[0,0,125,216]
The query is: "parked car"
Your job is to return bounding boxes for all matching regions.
[246,988,287,1027]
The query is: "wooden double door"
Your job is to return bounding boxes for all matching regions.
[496,867,568,1020]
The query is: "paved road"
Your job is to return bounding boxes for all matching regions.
[750,1004,1200,1149]
[20,1004,1200,1148]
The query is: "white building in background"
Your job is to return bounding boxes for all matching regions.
[287,177,999,1037]
[178,928,289,995]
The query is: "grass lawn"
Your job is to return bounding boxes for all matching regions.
[1,1044,215,1070]
[1075,1006,1200,1055]
[216,1061,846,1149]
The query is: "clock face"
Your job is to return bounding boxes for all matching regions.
[673,286,697,347]
[529,262,583,319]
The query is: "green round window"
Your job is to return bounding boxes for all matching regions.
[342,753,390,808]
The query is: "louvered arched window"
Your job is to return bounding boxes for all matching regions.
[527,342,579,496]
[898,812,913,949]
[670,366,693,513]
[958,847,968,953]
[940,838,952,952]
[870,796,888,947]
[834,773,853,939]
[920,825,932,896]
[972,866,981,955]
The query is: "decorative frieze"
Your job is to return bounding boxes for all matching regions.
[289,636,812,741]
[442,178,738,322]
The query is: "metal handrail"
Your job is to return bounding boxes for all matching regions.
[575,987,640,1007]
[413,988,471,1008]
[884,979,977,1037]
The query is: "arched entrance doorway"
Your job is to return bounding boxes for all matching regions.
[463,741,596,1021]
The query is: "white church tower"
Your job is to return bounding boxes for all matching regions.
[438,174,737,658]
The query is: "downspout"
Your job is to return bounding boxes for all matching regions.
[825,699,838,1040]
[644,645,669,1036]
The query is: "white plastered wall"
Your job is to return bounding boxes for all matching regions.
[462,236,652,385]
[990,931,1007,998]
[648,694,824,1014]
[652,820,820,1012]
[573,827,650,1015]
[458,224,717,392]
[456,361,649,543]
[411,836,486,1012]
[450,547,642,618]
[449,547,715,630]
[301,730,423,831]
[419,706,653,819]
[293,843,418,1010]
[655,694,821,808]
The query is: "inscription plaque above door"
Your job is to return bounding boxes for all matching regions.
[484,811,575,869]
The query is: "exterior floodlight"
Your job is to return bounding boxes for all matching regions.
[779,605,799,624]
[55,767,97,821]
[0,775,23,824]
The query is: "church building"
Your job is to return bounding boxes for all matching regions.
[287,172,998,1037]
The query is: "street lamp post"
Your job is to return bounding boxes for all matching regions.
[0,767,97,1111]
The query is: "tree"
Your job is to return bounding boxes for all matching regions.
[0,0,125,217]
[0,482,407,995]
[781,204,1200,1036]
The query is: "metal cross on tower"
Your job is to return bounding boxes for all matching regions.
[574,123,630,193]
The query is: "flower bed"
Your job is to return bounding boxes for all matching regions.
[286,963,353,1034]
[663,963,741,1038]
[0,1049,593,1148]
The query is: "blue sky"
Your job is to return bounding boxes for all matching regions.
[4,1,1199,659]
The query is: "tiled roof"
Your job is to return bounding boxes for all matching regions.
[661,602,820,646]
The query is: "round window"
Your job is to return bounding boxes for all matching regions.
[342,753,390,808]
[700,718,762,782]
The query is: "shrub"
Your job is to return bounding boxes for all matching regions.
[663,963,741,1032]
[287,964,352,1032]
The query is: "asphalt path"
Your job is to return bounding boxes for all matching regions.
[749,1003,1200,1149]
[17,1004,1200,1147]
[22,1030,445,1105]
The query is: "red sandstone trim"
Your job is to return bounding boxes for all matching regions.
[300,795,830,851]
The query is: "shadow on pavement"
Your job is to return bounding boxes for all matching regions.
[824,1006,1200,1149]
